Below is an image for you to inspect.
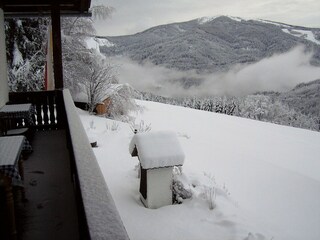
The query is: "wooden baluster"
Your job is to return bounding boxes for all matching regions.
[36,104,42,127]
[31,105,36,127]
[48,93,56,128]
[8,90,67,130]
[43,98,49,127]
[55,90,64,129]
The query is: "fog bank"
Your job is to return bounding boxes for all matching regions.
[111,46,320,97]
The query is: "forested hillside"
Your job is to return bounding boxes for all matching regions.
[100,16,320,73]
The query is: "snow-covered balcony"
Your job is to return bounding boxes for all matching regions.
[1,1,129,238]
[1,89,129,239]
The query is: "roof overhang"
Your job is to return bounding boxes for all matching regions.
[1,0,92,17]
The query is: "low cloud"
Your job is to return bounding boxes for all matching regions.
[110,46,320,97]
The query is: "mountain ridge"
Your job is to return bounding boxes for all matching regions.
[98,16,320,73]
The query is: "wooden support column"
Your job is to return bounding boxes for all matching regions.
[0,6,9,107]
[51,4,64,89]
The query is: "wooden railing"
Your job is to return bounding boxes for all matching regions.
[9,91,65,130]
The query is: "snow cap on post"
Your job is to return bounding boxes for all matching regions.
[129,131,185,169]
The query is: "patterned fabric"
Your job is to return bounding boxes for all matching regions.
[23,138,33,153]
[0,165,21,181]
[0,103,35,126]
[0,136,24,183]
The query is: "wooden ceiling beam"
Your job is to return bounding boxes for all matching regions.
[1,0,91,15]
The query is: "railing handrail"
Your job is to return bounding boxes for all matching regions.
[63,89,130,240]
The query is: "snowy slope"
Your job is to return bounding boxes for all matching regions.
[255,19,320,45]
[282,29,320,45]
[79,100,320,240]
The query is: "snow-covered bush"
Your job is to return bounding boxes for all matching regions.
[204,186,216,210]
[107,84,140,119]
[130,120,152,133]
[172,166,192,204]
[202,172,217,210]
[88,119,96,130]
[105,121,120,131]
[172,179,192,204]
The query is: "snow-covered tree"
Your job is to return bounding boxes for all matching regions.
[62,17,117,112]
[5,18,49,91]
[61,17,96,36]
[61,7,138,117]
[4,4,113,93]
[108,84,139,118]
[83,57,118,112]
[61,21,94,95]
[235,94,318,130]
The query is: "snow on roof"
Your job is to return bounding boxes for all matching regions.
[129,131,185,169]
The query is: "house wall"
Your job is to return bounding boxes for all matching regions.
[0,8,9,108]
[95,103,106,115]
[95,98,111,115]
[146,167,173,209]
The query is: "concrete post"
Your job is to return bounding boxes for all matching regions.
[0,7,9,107]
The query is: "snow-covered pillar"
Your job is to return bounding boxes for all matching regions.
[0,7,9,107]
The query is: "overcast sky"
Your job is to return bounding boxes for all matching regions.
[92,0,320,36]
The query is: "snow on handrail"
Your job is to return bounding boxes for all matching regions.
[63,89,129,240]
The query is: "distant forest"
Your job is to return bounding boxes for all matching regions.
[140,88,320,132]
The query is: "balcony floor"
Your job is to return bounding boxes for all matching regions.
[1,130,79,239]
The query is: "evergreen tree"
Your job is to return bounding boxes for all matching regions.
[5,18,49,91]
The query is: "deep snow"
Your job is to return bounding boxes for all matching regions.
[79,100,320,240]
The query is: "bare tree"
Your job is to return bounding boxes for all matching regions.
[61,7,138,117]
[83,56,118,112]
[61,9,116,103]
